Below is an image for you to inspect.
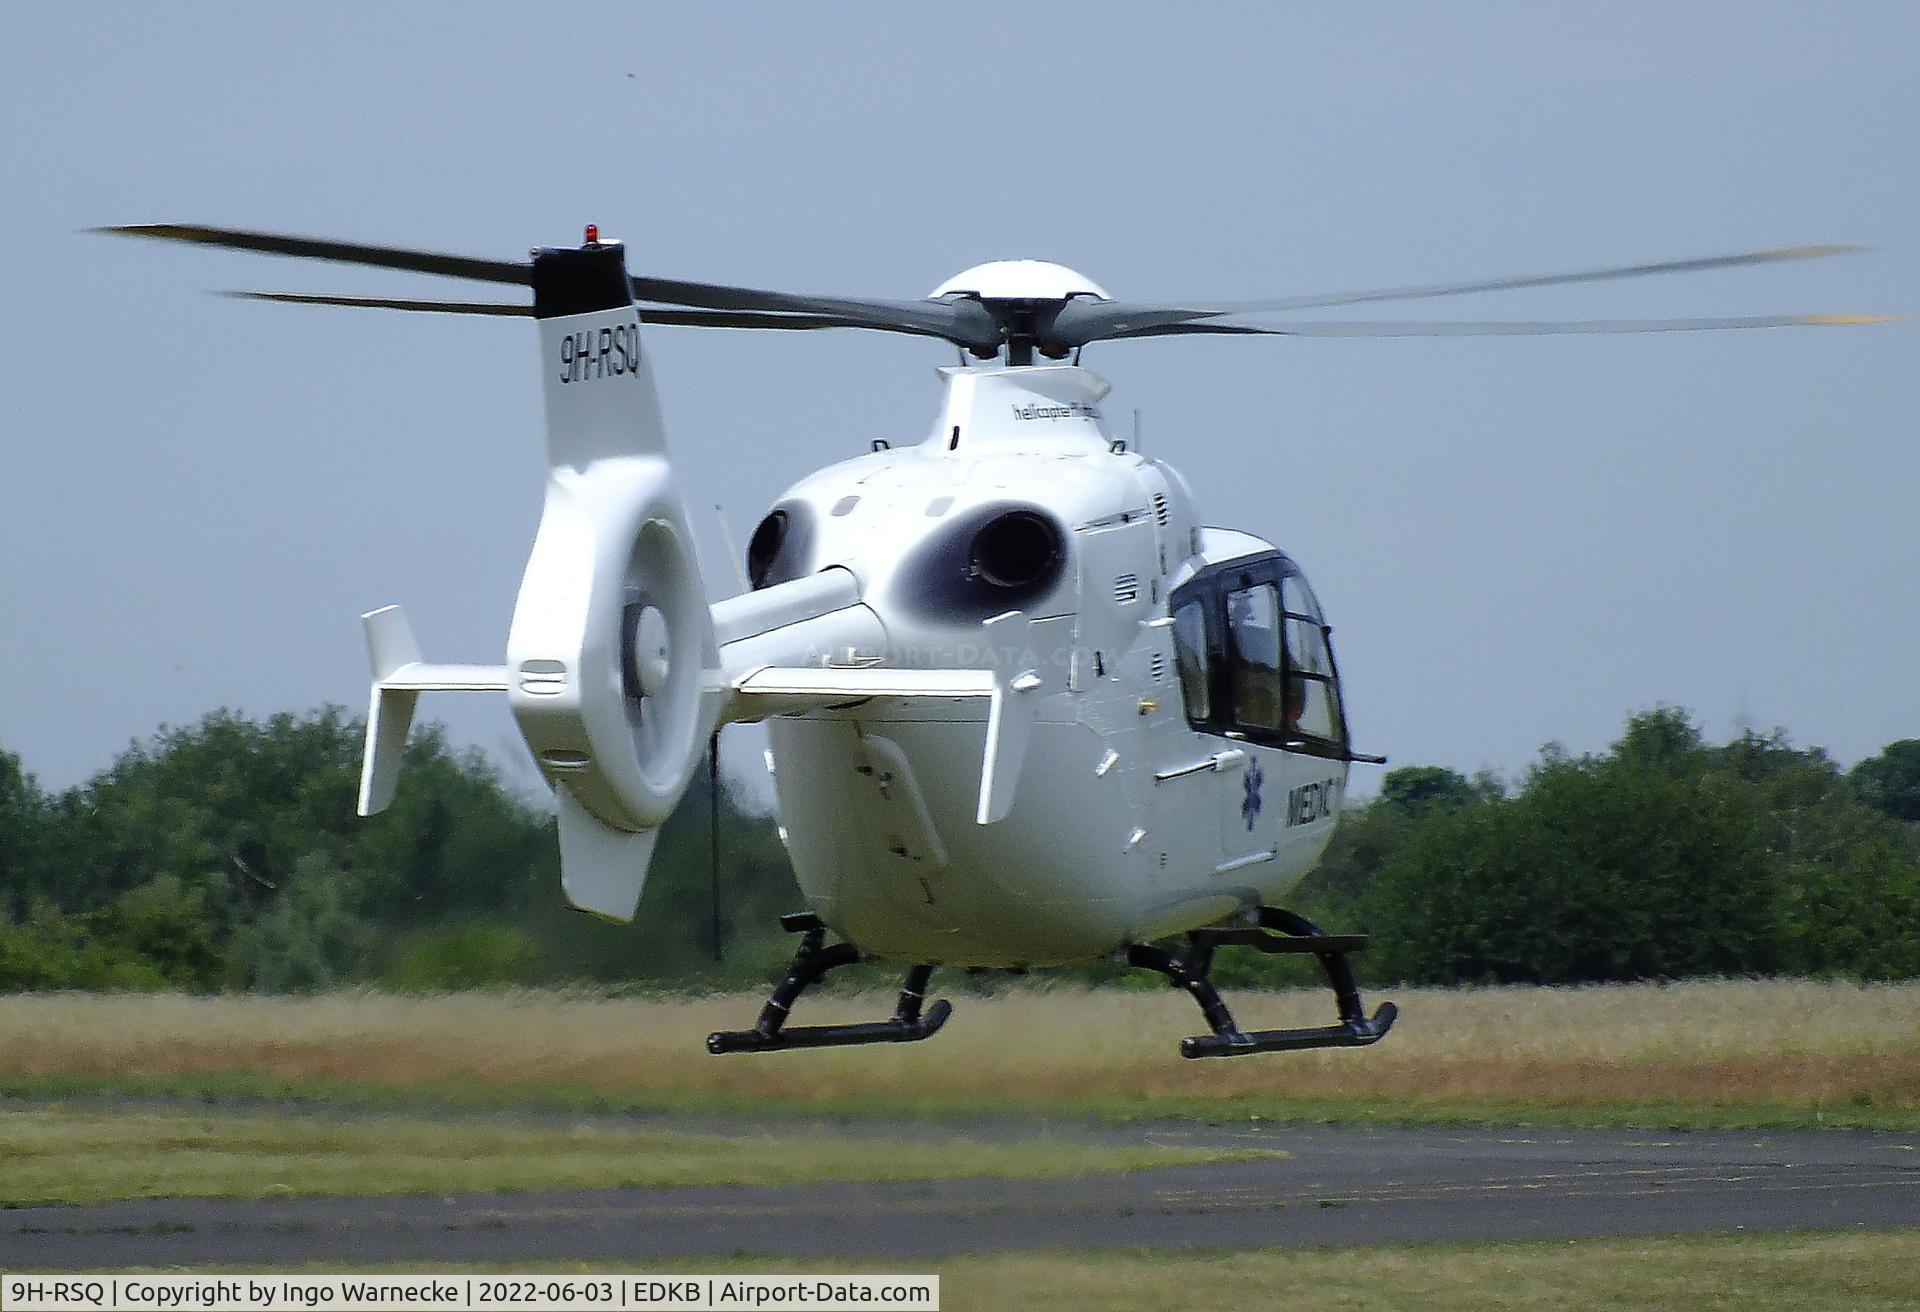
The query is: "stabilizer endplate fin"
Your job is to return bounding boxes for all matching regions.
[359,686,419,818]
[357,605,509,817]
[978,610,1040,824]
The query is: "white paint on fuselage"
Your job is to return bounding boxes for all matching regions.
[757,364,1347,966]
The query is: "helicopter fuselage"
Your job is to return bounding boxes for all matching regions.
[723,364,1354,966]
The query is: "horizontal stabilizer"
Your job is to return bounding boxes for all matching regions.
[375,663,511,692]
[733,667,997,700]
[731,609,1042,826]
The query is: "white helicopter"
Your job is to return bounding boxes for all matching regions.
[107,224,1881,1058]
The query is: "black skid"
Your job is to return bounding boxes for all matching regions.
[1128,908,1397,1060]
[707,915,952,1055]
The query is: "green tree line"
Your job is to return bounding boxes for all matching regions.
[2,706,1916,992]
[1293,709,1920,986]
[0,708,799,992]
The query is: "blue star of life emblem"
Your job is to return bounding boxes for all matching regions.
[1242,757,1265,831]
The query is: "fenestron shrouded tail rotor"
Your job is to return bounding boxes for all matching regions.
[504,240,725,922]
[99,223,1890,364]
[349,237,723,922]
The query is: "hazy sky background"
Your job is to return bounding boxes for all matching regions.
[2,5,1914,804]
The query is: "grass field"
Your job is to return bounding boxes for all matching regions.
[0,1105,1277,1207]
[748,1231,1920,1311]
[925,1231,1920,1310]
[156,1232,1920,1311]
[3,979,1917,1127]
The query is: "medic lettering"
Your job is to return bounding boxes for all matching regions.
[558,321,643,384]
[1286,777,1340,827]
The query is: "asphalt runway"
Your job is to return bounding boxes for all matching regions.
[5,1122,1918,1267]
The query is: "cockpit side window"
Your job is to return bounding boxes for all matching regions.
[1170,600,1211,723]
[1280,571,1345,748]
[1281,573,1324,626]
[1226,583,1286,732]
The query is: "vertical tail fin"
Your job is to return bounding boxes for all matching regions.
[504,235,722,922]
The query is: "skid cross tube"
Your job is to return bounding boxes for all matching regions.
[1129,908,1397,1059]
[707,919,951,1054]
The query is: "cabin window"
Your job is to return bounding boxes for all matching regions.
[1170,600,1211,722]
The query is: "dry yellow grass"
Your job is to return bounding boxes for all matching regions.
[3,979,1917,1124]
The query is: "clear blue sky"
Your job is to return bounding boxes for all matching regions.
[2,4,1914,799]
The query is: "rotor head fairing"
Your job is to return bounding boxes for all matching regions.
[931,261,1111,302]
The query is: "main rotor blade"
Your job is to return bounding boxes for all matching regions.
[100,223,532,285]
[1100,313,1895,340]
[224,289,919,332]
[1047,244,1866,347]
[98,222,1000,352]
[627,272,1002,352]
[227,291,531,316]
[1203,244,1864,314]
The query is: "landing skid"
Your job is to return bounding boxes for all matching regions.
[707,914,952,1055]
[1128,907,1397,1059]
